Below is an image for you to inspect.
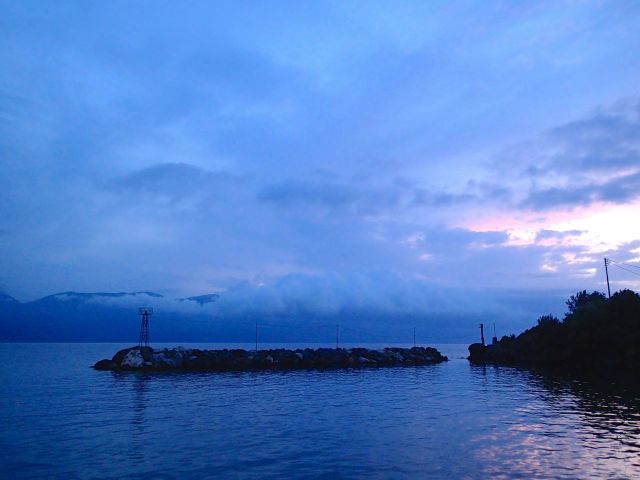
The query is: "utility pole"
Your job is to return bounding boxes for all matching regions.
[479,323,485,346]
[604,257,611,299]
[335,324,340,349]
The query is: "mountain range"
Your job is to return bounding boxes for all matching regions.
[0,291,227,342]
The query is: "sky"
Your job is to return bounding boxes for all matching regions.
[1,1,640,328]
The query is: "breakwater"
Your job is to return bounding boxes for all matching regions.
[93,345,448,371]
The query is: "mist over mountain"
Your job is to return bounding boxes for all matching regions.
[0,293,19,304]
[0,273,569,344]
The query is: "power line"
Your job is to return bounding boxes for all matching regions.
[610,263,640,278]
[609,260,640,270]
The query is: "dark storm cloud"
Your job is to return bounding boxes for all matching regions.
[407,228,509,254]
[523,170,640,210]
[257,175,501,218]
[408,180,512,208]
[108,163,238,204]
[490,98,640,211]
[113,163,212,190]
[547,98,640,172]
[411,189,477,207]
[258,180,357,209]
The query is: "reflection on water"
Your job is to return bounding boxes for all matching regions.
[0,343,639,479]
[468,364,640,478]
[129,373,149,464]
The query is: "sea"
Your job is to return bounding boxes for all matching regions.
[1,342,639,479]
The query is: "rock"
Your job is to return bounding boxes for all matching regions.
[112,347,136,364]
[93,345,448,372]
[467,343,488,363]
[93,359,114,370]
[112,346,153,364]
[122,349,145,368]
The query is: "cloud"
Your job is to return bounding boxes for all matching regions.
[42,271,569,341]
[205,271,568,340]
[409,179,513,208]
[2,0,640,326]
[522,170,640,210]
[534,229,585,244]
[546,98,640,173]
[405,227,509,255]
[258,174,502,220]
[487,98,640,211]
[80,291,215,315]
[411,189,477,207]
[258,179,356,209]
[112,162,210,190]
[107,162,237,205]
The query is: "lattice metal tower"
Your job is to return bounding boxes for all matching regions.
[138,307,153,347]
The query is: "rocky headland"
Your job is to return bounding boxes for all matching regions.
[94,345,448,372]
[468,289,640,377]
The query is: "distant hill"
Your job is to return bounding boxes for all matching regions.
[0,293,19,304]
[179,293,220,306]
[0,291,224,342]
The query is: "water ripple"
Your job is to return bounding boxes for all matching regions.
[1,343,639,479]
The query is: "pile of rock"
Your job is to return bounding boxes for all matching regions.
[93,346,448,372]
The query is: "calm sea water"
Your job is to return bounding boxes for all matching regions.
[1,343,639,479]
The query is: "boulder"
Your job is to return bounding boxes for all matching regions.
[112,346,153,364]
[122,349,145,368]
[93,359,114,370]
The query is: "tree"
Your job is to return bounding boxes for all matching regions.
[537,314,560,327]
[565,290,606,315]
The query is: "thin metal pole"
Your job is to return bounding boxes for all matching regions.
[479,323,485,346]
[604,257,611,298]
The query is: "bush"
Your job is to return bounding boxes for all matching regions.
[537,314,560,327]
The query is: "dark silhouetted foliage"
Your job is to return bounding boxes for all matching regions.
[537,314,560,327]
[565,290,606,315]
[469,289,640,374]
